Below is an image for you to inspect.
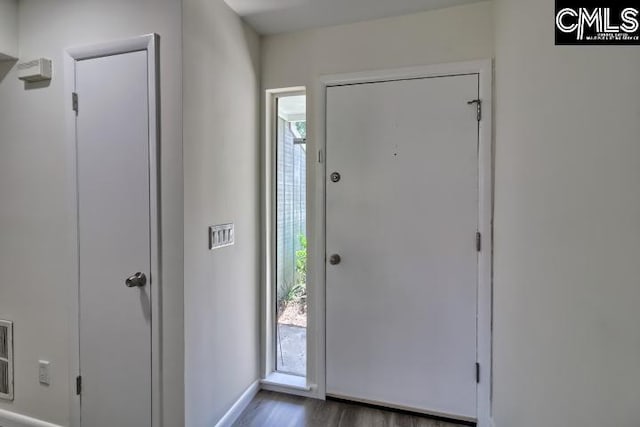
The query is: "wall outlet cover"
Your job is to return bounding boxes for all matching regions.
[38,360,50,385]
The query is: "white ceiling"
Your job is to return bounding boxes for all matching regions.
[225,0,484,35]
[278,95,306,116]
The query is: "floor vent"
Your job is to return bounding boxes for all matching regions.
[0,320,14,401]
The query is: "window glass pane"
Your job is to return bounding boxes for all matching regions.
[276,95,307,376]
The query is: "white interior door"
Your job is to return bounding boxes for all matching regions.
[76,49,152,427]
[326,74,479,420]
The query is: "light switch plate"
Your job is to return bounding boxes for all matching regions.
[38,360,50,385]
[209,223,234,250]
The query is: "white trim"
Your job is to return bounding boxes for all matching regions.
[65,35,154,61]
[262,87,321,396]
[63,47,80,427]
[476,59,494,427]
[260,382,317,399]
[261,372,311,391]
[64,34,161,427]
[318,60,488,87]
[278,112,306,122]
[214,381,260,427]
[260,372,317,398]
[0,410,64,427]
[315,59,494,427]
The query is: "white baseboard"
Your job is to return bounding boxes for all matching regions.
[215,380,260,427]
[0,409,64,427]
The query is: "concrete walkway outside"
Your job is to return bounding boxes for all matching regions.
[277,324,306,376]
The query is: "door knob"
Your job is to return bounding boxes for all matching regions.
[125,272,147,288]
[329,254,341,265]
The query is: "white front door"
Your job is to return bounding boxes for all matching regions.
[76,50,152,427]
[326,74,479,420]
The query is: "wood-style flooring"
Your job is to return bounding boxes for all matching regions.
[233,391,471,427]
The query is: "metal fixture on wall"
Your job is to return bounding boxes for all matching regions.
[17,58,52,82]
[0,320,14,401]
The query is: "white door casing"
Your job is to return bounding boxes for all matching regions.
[325,74,480,421]
[66,35,160,427]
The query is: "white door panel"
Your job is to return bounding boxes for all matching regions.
[326,75,479,419]
[76,50,151,427]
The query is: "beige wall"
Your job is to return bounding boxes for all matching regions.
[182,0,261,425]
[0,0,183,425]
[493,0,640,426]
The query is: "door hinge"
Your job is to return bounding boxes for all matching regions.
[476,231,482,252]
[476,363,480,383]
[72,92,79,114]
[467,99,481,121]
[76,375,82,395]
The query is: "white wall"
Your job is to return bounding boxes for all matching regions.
[0,0,17,59]
[0,1,184,425]
[261,0,493,391]
[493,1,640,426]
[262,1,493,91]
[182,0,261,425]
[265,3,640,426]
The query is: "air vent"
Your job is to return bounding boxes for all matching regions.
[209,223,234,250]
[0,320,14,401]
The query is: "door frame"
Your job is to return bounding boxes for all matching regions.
[64,34,161,427]
[261,87,316,394]
[314,59,493,427]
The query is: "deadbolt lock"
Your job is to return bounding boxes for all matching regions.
[330,172,341,183]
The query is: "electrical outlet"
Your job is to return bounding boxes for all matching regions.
[38,360,50,385]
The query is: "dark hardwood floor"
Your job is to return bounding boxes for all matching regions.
[233,391,470,427]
